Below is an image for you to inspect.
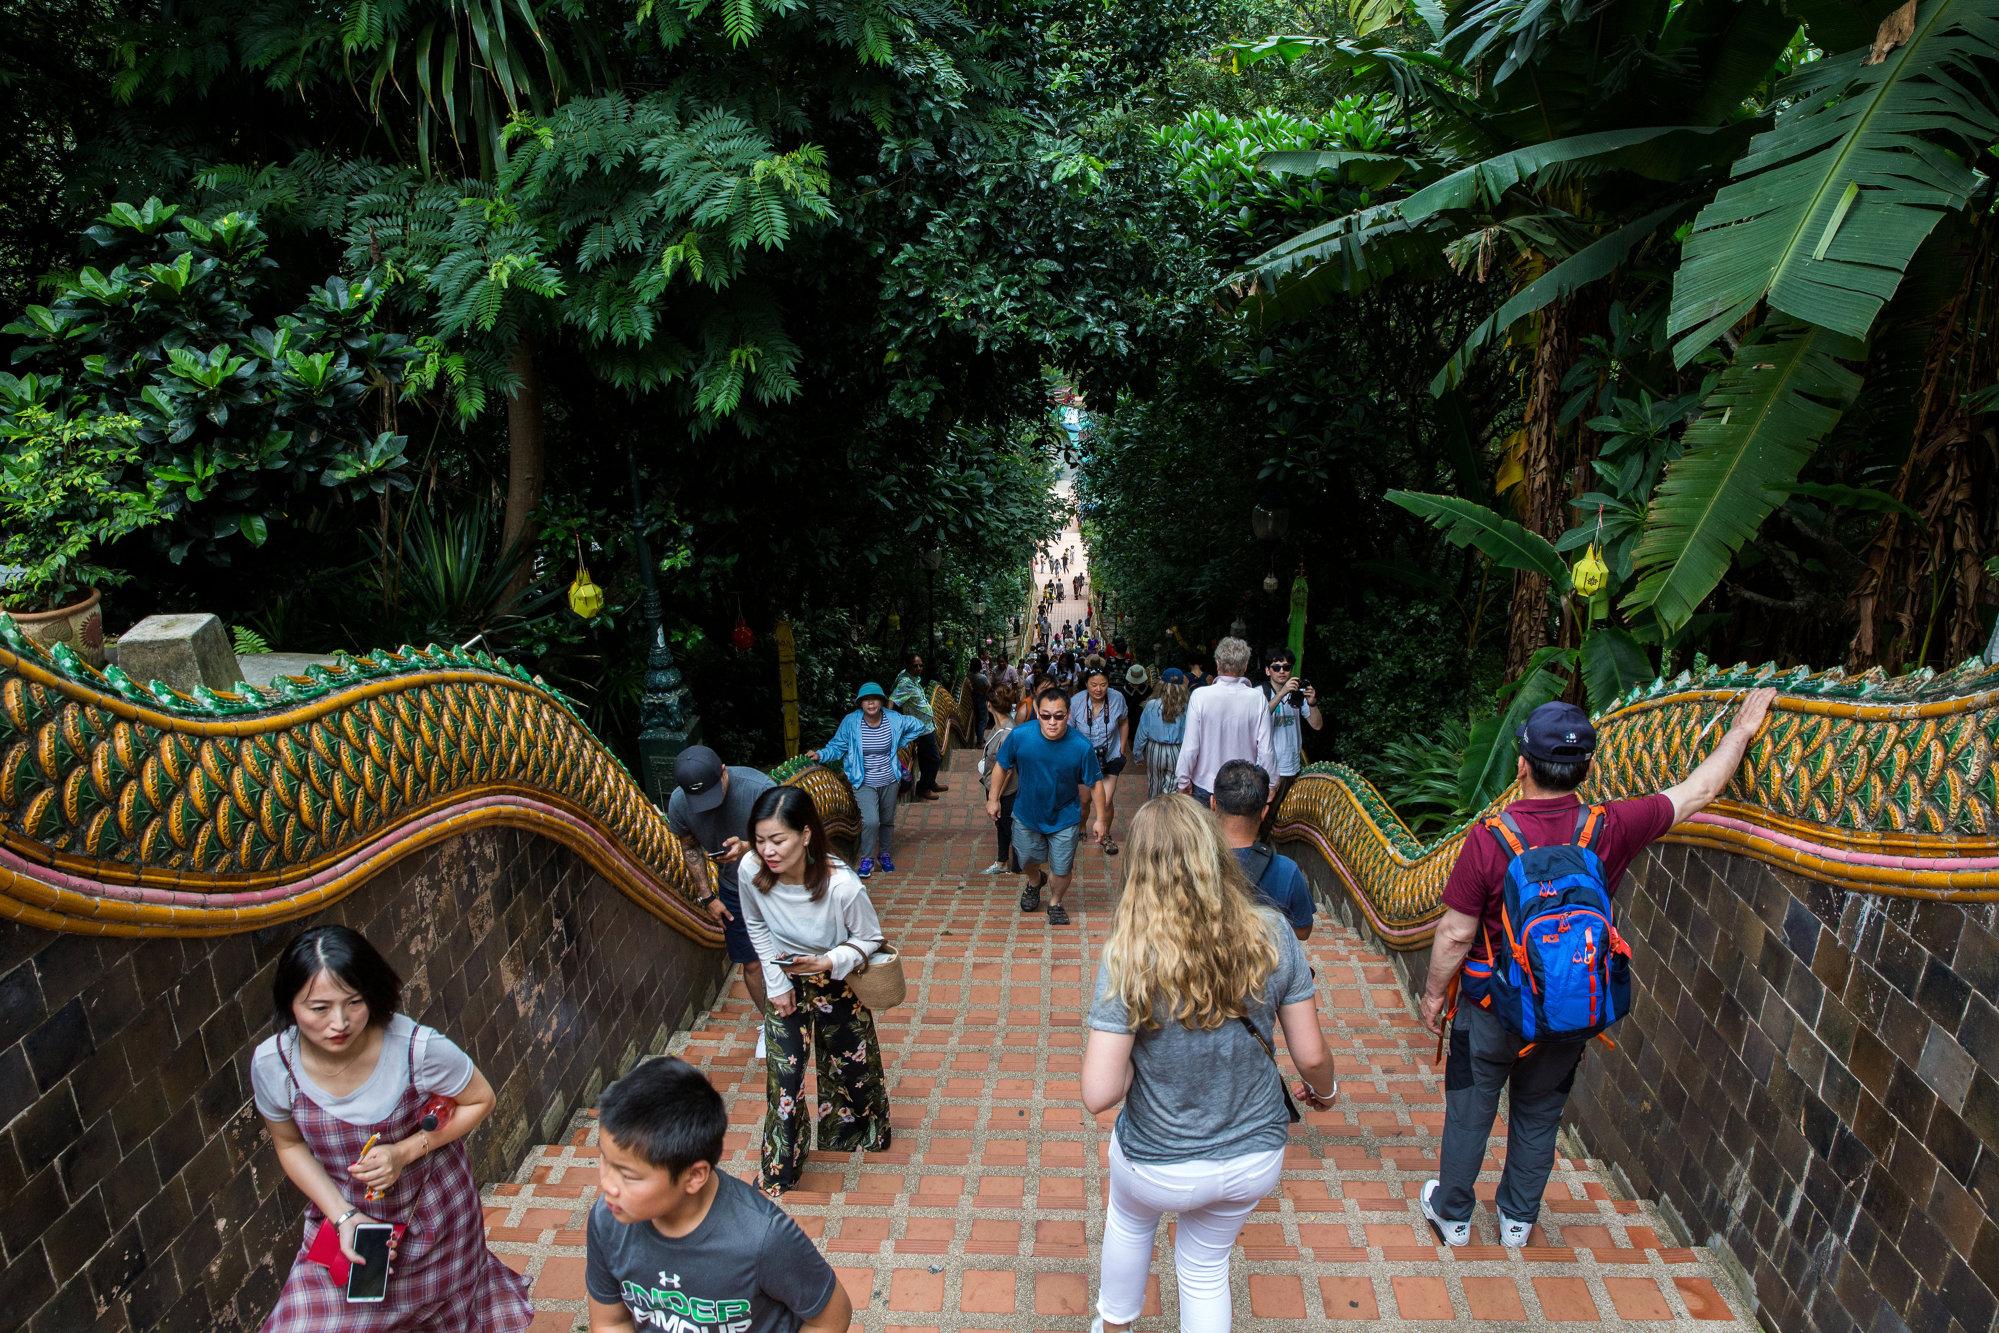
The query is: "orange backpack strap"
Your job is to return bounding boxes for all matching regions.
[1485,814,1526,858]
[1573,803,1606,850]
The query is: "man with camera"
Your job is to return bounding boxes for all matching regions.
[1261,649,1322,824]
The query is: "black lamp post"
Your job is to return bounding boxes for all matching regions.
[920,546,943,677]
[627,450,700,806]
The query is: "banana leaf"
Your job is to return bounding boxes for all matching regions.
[1622,321,1864,629]
[1458,650,1572,811]
[1388,490,1571,591]
[1667,0,1999,364]
[1580,627,1655,715]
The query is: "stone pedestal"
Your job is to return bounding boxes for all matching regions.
[115,613,246,693]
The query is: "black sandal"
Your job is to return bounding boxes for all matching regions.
[1020,883,1042,912]
[1046,903,1070,925]
[1101,837,1120,856]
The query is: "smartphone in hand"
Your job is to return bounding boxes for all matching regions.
[346,1225,394,1303]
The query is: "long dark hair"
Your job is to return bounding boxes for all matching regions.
[273,925,402,1030]
[748,786,833,901]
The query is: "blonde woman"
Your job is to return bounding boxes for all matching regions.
[1130,669,1190,800]
[1082,798,1337,1332]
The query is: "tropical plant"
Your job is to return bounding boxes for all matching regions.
[1237,0,1999,657]
[0,405,164,611]
[0,200,416,566]
[1370,716,1468,837]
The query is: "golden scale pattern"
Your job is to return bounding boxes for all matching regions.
[1274,656,1999,947]
[0,620,972,938]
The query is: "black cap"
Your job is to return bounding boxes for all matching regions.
[1515,702,1597,764]
[673,745,728,812]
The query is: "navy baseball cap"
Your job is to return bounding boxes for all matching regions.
[673,745,729,812]
[1515,702,1597,763]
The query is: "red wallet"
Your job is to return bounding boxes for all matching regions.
[306,1217,407,1286]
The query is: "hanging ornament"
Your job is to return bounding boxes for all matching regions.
[888,610,901,631]
[1263,571,1280,595]
[567,539,605,619]
[729,592,754,652]
[1573,545,1609,597]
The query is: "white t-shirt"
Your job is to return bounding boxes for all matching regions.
[252,1013,476,1126]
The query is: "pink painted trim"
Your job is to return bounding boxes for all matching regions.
[1685,812,1999,872]
[0,794,676,910]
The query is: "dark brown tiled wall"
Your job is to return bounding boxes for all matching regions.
[1572,843,1999,1333]
[0,826,728,1333]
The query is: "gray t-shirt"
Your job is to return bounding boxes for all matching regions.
[1088,914,1315,1163]
[251,1013,475,1125]
[668,767,775,860]
[584,1172,836,1332]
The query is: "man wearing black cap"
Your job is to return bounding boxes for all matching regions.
[1416,688,1776,1250]
[667,746,776,1054]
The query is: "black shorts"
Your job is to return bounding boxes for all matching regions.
[1101,755,1127,776]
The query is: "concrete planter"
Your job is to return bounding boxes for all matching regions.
[5,587,105,667]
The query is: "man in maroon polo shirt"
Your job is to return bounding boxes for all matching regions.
[1417,690,1777,1249]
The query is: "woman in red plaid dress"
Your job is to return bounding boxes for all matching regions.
[254,926,533,1332]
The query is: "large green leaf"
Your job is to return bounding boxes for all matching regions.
[1667,0,1999,364]
[1650,0,1800,125]
[1430,201,1691,395]
[1387,490,1571,590]
[1580,627,1655,715]
[1246,125,1738,323]
[1622,321,1863,628]
[1458,654,1571,811]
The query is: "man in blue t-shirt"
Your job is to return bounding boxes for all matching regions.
[988,683,1106,927]
[1210,760,1315,939]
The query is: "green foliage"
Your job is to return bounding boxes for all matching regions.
[1667,0,1999,362]
[1368,716,1467,837]
[1623,321,1865,628]
[231,624,273,654]
[1387,491,1569,590]
[1,201,416,567]
[0,406,164,611]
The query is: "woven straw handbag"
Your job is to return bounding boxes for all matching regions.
[845,941,908,1011]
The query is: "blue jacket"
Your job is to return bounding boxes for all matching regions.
[816,710,928,788]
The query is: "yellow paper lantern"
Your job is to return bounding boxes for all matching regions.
[1572,545,1609,598]
[568,565,605,619]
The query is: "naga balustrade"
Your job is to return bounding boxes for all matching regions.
[1272,655,1999,948]
[0,615,981,939]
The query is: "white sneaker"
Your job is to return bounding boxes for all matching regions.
[982,861,1007,874]
[1419,1180,1470,1248]
[754,1029,767,1060]
[1499,1211,1533,1247]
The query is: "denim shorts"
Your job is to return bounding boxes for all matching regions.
[1011,821,1082,875]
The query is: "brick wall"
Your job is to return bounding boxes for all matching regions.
[0,826,729,1333]
[1571,843,1999,1333]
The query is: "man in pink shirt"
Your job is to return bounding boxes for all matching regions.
[1173,637,1277,804]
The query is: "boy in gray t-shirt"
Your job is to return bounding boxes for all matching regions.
[586,1058,847,1333]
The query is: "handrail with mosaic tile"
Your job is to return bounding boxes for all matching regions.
[0,609,977,939]
[1272,656,1999,950]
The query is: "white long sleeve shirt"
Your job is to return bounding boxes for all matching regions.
[738,857,885,999]
[1174,675,1278,798]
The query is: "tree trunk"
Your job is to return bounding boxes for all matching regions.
[502,339,545,600]
[1848,220,1999,670]
[1505,296,1579,676]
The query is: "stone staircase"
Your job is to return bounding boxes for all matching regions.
[483,749,1758,1329]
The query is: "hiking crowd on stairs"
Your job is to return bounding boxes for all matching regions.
[237,513,1770,1332]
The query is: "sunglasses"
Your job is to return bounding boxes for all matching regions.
[1037,711,1069,722]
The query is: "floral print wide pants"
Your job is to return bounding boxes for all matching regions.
[761,973,892,1190]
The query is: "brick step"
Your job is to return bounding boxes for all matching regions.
[482,689,1752,1328]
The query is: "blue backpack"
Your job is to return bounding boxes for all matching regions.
[1468,805,1631,1047]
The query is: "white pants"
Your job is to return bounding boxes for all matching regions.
[1098,1134,1286,1330]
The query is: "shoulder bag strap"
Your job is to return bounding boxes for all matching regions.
[1240,842,1276,890]
[1237,1016,1302,1124]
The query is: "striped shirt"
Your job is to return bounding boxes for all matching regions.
[860,718,898,786]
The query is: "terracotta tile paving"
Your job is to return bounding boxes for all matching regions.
[484,747,1755,1329]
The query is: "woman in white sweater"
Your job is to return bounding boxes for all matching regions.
[739,784,892,1194]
